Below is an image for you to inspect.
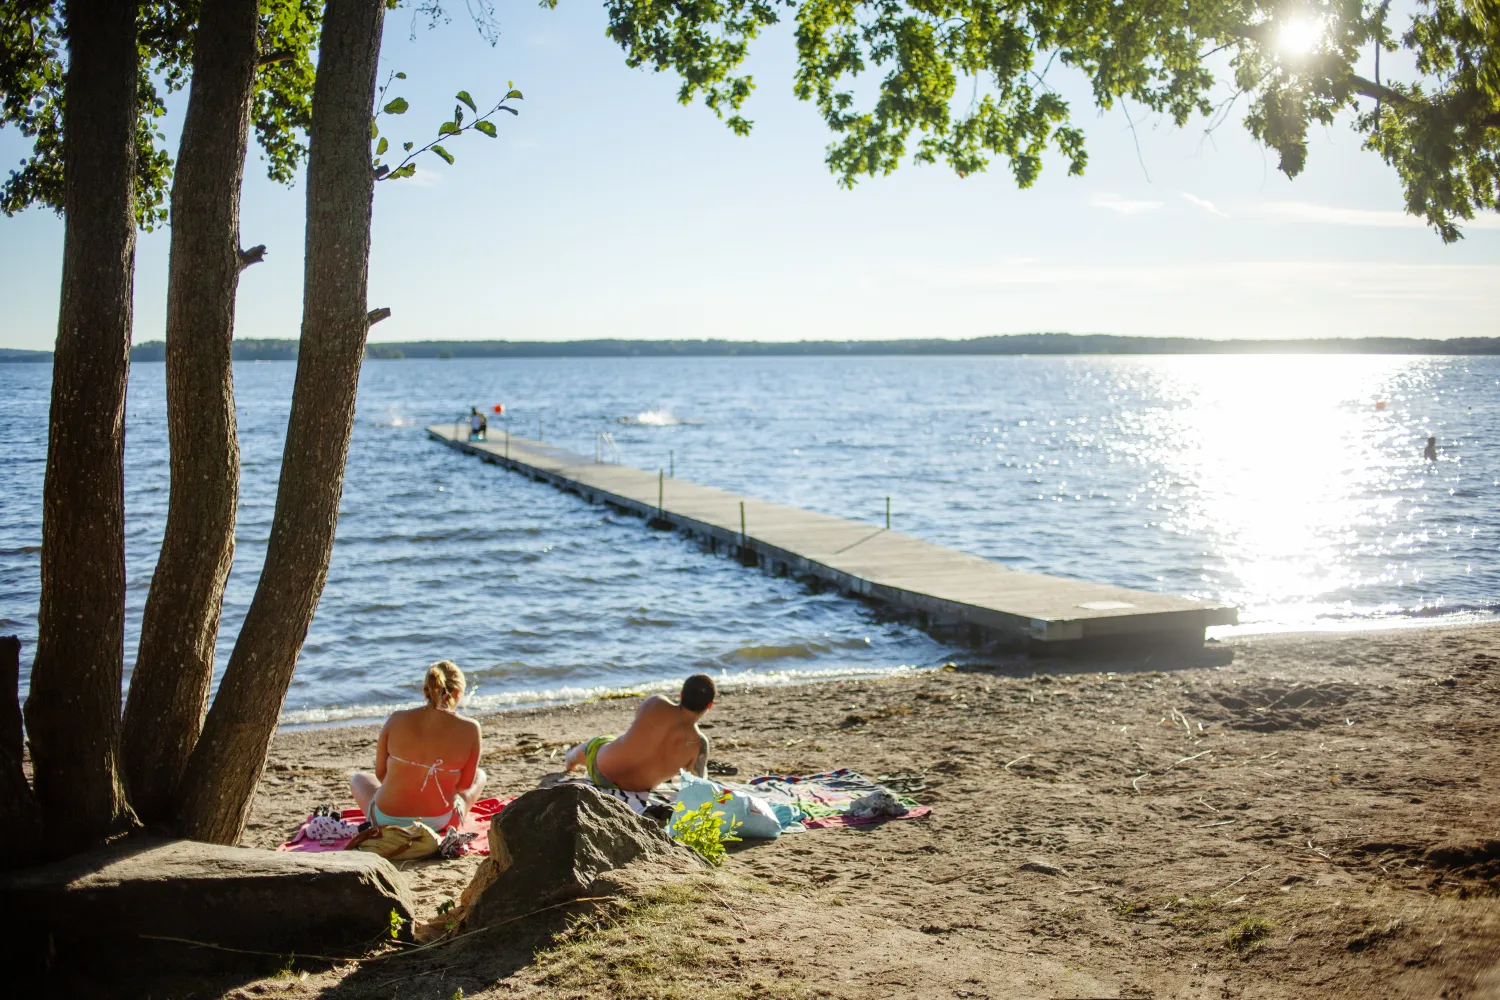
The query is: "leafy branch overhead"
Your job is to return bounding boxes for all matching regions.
[371,70,522,181]
[0,0,321,228]
[601,0,1500,241]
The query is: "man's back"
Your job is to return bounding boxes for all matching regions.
[596,695,705,790]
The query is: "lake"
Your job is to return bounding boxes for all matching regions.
[1,354,1495,724]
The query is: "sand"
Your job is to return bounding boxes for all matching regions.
[222,622,1500,999]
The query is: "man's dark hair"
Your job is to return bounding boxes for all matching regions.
[680,673,716,713]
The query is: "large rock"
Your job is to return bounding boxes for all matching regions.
[461,782,700,927]
[0,836,415,977]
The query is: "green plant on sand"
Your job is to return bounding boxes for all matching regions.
[1224,916,1273,951]
[670,795,743,866]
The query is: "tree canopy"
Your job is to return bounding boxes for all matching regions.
[6,1,1492,238]
[602,0,1500,241]
[0,0,320,229]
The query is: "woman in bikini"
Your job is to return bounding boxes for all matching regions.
[350,661,487,830]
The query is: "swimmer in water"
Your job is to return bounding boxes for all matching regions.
[1423,436,1437,462]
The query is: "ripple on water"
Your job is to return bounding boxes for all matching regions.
[1,355,1497,723]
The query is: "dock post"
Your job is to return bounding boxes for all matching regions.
[658,469,664,517]
[886,496,891,530]
[505,429,510,460]
[740,501,746,545]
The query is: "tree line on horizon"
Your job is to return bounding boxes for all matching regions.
[6,333,1499,364]
[2,0,1497,871]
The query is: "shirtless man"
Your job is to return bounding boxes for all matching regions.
[564,674,716,791]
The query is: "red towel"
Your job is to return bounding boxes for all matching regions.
[276,796,511,855]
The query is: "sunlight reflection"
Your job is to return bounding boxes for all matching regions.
[1144,356,1429,625]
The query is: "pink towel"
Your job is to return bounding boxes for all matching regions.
[276,796,511,855]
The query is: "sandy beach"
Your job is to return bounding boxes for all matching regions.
[195,622,1500,999]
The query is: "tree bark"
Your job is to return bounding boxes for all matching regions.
[21,0,141,859]
[0,637,43,870]
[121,0,260,826]
[174,0,385,844]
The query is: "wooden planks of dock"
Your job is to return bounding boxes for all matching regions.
[427,423,1237,646]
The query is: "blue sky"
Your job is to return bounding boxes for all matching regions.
[1,2,1496,352]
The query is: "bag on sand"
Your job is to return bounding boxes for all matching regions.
[672,772,783,840]
[346,821,441,861]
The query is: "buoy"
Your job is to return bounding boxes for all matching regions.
[492,404,504,414]
[1375,401,1386,410]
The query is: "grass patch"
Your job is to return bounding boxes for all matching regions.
[1224,917,1273,951]
[534,876,804,1000]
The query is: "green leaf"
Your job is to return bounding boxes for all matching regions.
[475,120,497,138]
[453,106,464,126]
[394,72,407,80]
[370,120,378,139]
[383,97,408,115]
[376,137,388,155]
[432,145,454,165]
[506,89,523,100]
[456,90,477,112]
[500,106,519,116]
[438,121,461,136]
[403,141,414,151]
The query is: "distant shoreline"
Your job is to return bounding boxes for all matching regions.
[4,333,1500,363]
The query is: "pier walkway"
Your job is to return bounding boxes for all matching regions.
[427,424,1236,645]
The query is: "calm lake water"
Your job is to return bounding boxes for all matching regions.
[1,355,1496,724]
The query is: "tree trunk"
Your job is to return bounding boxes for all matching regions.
[0,637,43,870]
[21,0,141,858]
[121,0,260,826]
[174,0,385,845]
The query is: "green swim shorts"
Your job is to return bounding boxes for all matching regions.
[583,735,618,789]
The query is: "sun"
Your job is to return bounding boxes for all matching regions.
[1277,15,1326,56]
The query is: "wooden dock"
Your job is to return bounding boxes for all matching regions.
[427,424,1237,645]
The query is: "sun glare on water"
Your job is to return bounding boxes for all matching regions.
[1141,356,1434,627]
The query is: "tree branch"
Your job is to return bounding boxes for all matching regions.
[367,307,391,325]
[1347,74,1413,110]
[257,50,293,68]
[238,244,267,271]
[1348,74,1500,130]
[375,92,519,182]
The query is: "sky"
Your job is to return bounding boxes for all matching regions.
[0,3,1497,351]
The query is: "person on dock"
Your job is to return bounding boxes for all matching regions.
[565,674,716,792]
[350,661,487,830]
[468,407,488,441]
[1424,435,1438,462]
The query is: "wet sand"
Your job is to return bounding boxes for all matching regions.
[230,622,1500,999]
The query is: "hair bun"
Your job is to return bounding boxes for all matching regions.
[422,660,466,709]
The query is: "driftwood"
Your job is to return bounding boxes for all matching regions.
[0,636,43,869]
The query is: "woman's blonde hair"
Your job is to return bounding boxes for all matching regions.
[423,660,466,710]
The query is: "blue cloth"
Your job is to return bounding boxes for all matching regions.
[371,801,454,830]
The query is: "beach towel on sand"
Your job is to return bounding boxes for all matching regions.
[573,770,927,831]
[277,797,510,856]
[735,769,931,829]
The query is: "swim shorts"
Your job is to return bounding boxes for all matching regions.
[583,735,618,789]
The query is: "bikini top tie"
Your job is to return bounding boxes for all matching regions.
[388,753,463,791]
